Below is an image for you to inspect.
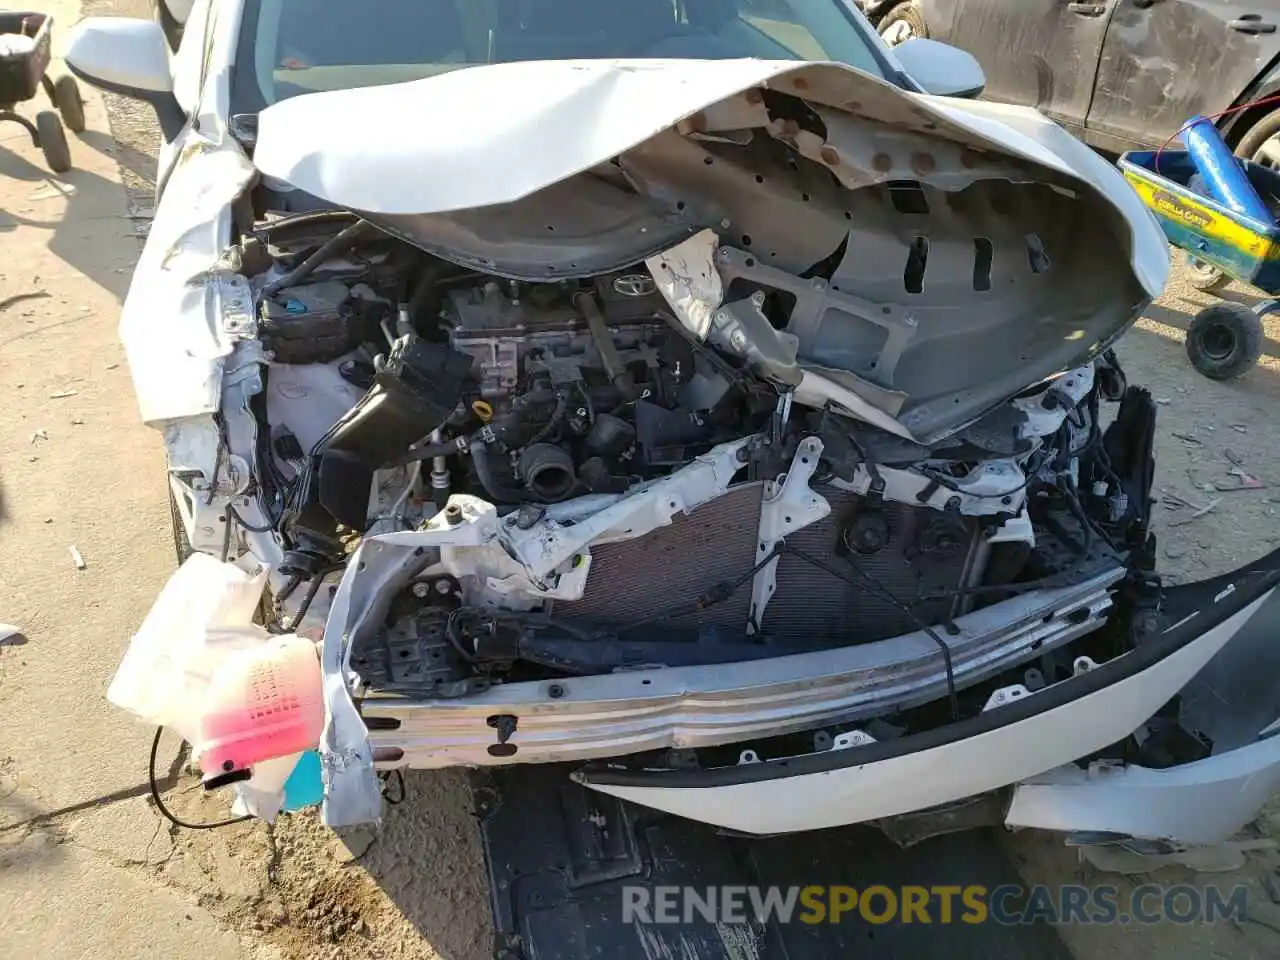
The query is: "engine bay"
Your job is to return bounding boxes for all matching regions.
[211,204,1156,706]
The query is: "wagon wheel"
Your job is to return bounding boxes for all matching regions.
[1185,302,1263,380]
[35,111,71,173]
[53,74,86,134]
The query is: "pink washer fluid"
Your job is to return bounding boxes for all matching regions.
[197,635,325,778]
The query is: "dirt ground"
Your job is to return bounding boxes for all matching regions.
[3,3,1280,958]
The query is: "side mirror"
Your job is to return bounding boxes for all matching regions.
[66,17,185,139]
[893,38,986,99]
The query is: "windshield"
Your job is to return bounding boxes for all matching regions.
[235,0,890,109]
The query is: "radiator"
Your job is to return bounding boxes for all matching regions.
[561,484,979,645]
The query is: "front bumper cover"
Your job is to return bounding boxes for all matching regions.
[572,551,1280,840]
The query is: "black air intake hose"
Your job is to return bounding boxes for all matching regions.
[519,443,577,502]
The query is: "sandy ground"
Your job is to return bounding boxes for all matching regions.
[3,2,1280,958]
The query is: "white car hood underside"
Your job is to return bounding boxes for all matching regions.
[253,57,1167,299]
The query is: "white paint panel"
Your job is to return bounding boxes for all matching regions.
[583,591,1273,834]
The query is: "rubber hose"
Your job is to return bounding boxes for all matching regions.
[470,440,527,503]
[263,220,372,297]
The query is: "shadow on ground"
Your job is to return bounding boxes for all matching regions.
[0,132,137,304]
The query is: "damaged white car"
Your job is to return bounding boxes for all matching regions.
[70,0,1280,859]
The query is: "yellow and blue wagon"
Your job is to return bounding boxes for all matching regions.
[1120,149,1275,379]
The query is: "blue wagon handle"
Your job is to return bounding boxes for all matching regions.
[1120,149,1274,379]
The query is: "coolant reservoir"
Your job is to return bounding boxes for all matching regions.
[196,635,324,780]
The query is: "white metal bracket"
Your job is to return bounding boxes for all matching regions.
[832,729,877,750]
[748,436,830,634]
[984,656,1102,713]
[983,683,1035,712]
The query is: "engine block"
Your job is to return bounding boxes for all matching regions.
[443,280,670,400]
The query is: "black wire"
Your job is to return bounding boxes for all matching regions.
[525,390,568,447]
[287,563,345,629]
[228,503,276,533]
[911,463,1036,500]
[445,609,479,662]
[916,572,1080,602]
[603,543,785,639]
[148,726,253,830]
[784,544,961,722]
[1062,478,1121,553]
[218,498,278,564]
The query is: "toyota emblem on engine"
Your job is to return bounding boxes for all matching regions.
[613,273,656,297]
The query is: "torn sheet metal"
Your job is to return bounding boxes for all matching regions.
[644,229,722,340]
[116,0,256,427]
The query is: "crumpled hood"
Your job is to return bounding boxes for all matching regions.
[253,57,1167,297]
[253,58,1168,444]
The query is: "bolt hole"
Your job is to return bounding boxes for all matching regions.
[487,743,518,758]
[745,257,755,267]
[755,174,765,183]
[703,156,714,166]
[741,234,752,247]
[676,200,686,211]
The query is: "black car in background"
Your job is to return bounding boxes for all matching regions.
[865,0,1280,170]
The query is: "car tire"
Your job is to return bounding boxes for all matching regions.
[878,2,928,47]
[1185,302,1263,380]
[1185,253,1230,294]
[1234,108,1280,170]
